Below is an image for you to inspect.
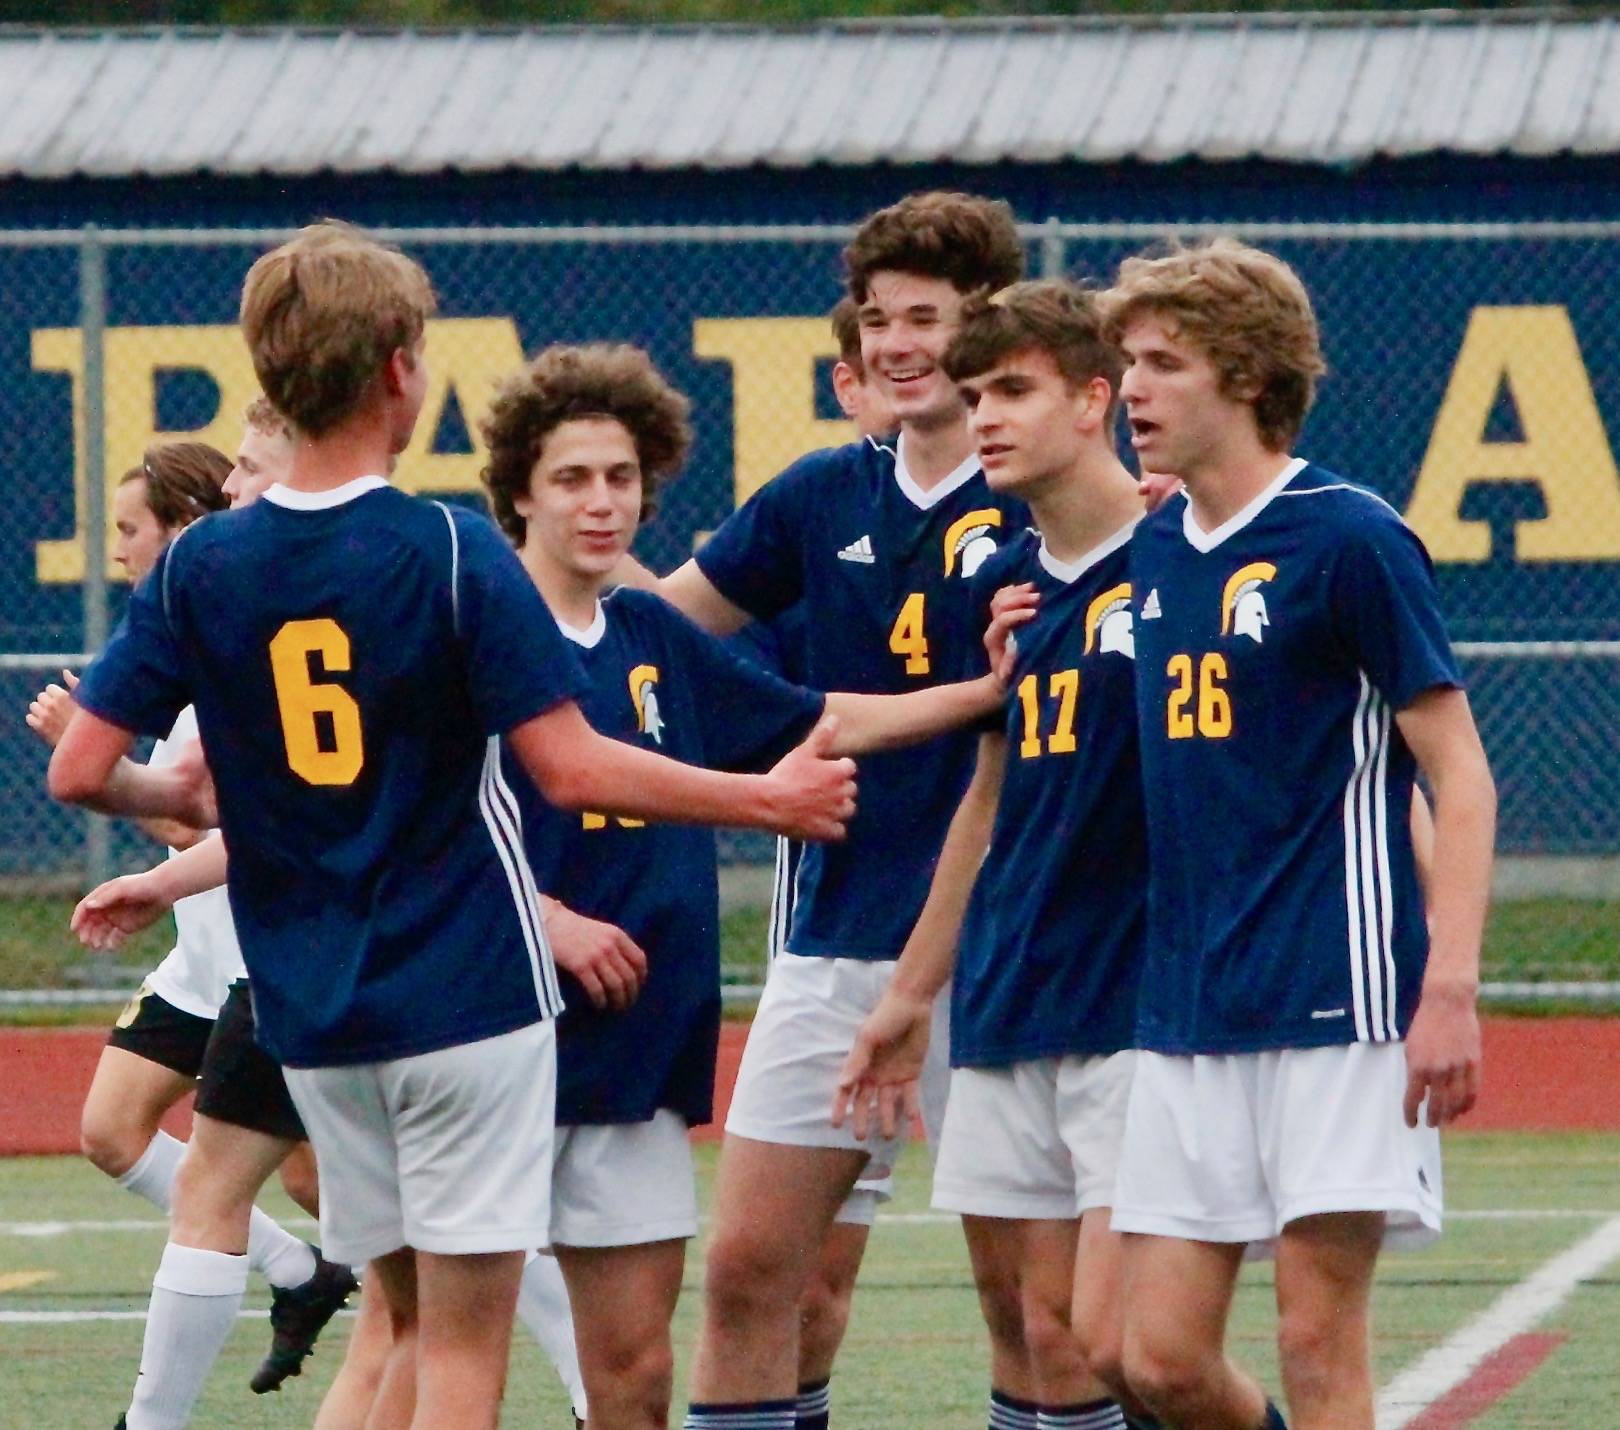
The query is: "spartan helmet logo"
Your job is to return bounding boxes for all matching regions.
[943,508,1005,579]
[1231,585,1270,644]
[1083,583,1135,660]
[628,664,665,745]
[1220,561,1278,646]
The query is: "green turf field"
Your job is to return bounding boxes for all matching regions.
[4,896,1620,1026]
[4,1135,1620,1425]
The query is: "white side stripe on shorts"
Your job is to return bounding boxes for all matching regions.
[478,736,563,1017]
[1343,673,1395,1043]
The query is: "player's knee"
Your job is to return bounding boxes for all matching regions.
[971,1265,1027,1357]
[1020,1296,1085,1381]
[703,1229,796,1318]
[797,1272,853,1369]
[1277,1301,1362,1402]
[79,1110,145,1179]
[589,1331,674,1418]
[1121,1326,1208,1415]
[1074,1311,1127,1397]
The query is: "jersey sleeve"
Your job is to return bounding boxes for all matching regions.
[692,458,811,622]
[1329,506,1462,711]
[73,545,192,738]
[661,598,825,772]
[453,511,591,735]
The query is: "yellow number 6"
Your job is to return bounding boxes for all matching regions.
[269,619,365,786]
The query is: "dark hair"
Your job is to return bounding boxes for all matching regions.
[480,343,693,544]
[943,281,1124,423]
[829,296,862,372]
[844,191,1024,303]
[119,441,232,530]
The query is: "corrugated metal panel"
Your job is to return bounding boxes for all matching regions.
[0,16,1616,178]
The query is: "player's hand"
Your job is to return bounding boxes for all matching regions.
[71,871,173,951]
[984,584,1039,683]
[761,715,857,842]
[1138,470,1183,513]
[1403,978,1482,1128]
[24,669,79,749]
[543,903,648,1011]
[831,987,933,1142]
[168,739,219,830]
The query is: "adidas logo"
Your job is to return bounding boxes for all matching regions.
[837,535,876,564]
[1141,588,1162,620]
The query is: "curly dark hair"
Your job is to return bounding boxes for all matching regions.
[480,344,693,544]
[844,191,1024,303]
[119,441,231,530]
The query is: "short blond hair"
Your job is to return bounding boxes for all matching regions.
[242,394,293,440]
[239,221,436,437]
[1102,239,1324,452]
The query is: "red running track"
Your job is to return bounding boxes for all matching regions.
[1,1016,1615,1156]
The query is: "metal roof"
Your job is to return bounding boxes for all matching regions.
[0,13,1615,178]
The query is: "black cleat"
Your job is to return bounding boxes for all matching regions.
[114,1418,127,1429]
[250,1252,359,1394]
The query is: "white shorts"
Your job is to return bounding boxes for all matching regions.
[933,1052,1135,1220]
[285,1021,555,1266]
[728,952,910,1178]
[551,1109,699,1248]
[1111,1042,1443,1258]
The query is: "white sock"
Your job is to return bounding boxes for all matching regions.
[125,1243,247,1430]
[518,1250,587,1420]
[115,1131,185,1214]
[248,1210,317,1290]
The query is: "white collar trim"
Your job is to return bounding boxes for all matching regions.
[893,432,981,510]
[261,475,389,511]
[1180,457,1305,552]
[1037,516,1140,584]
[554,600,606,649]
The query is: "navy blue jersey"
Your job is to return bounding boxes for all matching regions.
[697,435,1028,961]
[951,527,1147,1066]
[513,589,823,1127]
[75,479,588,1069]
[1129,460,1462,1054]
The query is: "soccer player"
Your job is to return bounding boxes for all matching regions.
[627,191,1031,1430]
[1102,239,1495,1430]
[835,281,1147,1430]
[477,339,1011,1430]
[48,221,857,1429]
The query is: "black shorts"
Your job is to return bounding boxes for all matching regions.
[106,981,213,1079]
[194,980,307,1142]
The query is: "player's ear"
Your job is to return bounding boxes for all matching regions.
[832,361,862,420]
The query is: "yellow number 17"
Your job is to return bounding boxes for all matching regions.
[268,618,365,786]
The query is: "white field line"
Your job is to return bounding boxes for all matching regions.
[0,1208,1614,1237]
[1375,1213,1620,1428]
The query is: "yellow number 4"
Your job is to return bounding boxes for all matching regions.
[269,618,365,786]
[889,592,930,676]
[1166,652,1233,740]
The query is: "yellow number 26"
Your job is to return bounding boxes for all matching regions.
[268,618,365,786]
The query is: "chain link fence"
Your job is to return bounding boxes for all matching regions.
[2,221,1617,1000]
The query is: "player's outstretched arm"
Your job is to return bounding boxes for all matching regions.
[539,895,648,1012]
[28,671,205,850]
[655,559,753,637]
[48,708,215,829]
[819,600,1033,756]
[832,732,1007,1141]
[71,834,229,951]
[509,701,855,842]
[1395,687,1496,1129]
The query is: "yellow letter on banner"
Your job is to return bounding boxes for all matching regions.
[693,318,857,507]
[1405,306,1620,562]
[33,325,260,583]
[390,318,526,498]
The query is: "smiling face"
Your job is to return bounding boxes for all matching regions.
[858,270,969,433]
[111,477,172,582]
[1118,313,1255,483]
[958,346,1100,498]
[514,416,643,588]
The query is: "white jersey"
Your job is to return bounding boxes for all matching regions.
[143,706,245,1021]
